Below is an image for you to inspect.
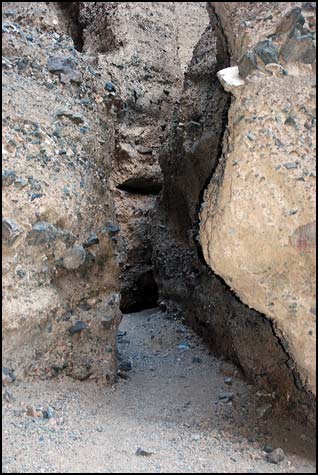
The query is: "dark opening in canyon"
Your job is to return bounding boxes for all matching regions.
[120,269,159,313]
[55,2,84,51]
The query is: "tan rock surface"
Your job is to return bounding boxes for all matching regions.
[77,2,209,310]
[2,2,121,382]
[200,2,316,394]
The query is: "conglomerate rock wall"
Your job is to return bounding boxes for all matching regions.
[2,1,121,383]
[200,2,316,395]
[151,1,316,415]
[2,2,316,419]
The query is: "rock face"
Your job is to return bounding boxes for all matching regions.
[76,2,209,311]
[2,2,121,383]
[200,3,316,394]
[151,2,316,412]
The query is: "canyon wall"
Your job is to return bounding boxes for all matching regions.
[200,2,316,395]
[77,2,209,311]
[151,1,316,412]
[2,2,121,383]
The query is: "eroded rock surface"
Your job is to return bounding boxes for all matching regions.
[200,3,316,394]
[151,3,316,417]
[2,2,121,383]
[76,2,209,311]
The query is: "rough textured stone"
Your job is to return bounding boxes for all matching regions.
[62,245,87,270]
[201,2,316,396]
[80,2,209,311]
[254,40,279,65]
[2,218,24,246]
[280,30,316,64]
[2,1,121,384]
[238,50,258,79]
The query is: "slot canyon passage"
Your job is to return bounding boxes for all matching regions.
[1,1,316,473]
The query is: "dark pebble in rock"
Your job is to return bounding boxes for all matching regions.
[14,178,28,189]
[263,444,274,453]
[102,222,120,236]
[105,81,116,92]
[69,320,87,335]
[136,448,153,457]
[266,448,285,464]
[80,97,91,106]
[285,116,297,127]
[47,55,77,74]
[280,29,316,64]
[83,234,99,248]
[117,370,129,380]
[101,316,114,330]
[2,170,16,186]
[27,221,58,245]
[219,392,234,402]
[137,146,153,155]
[2,367,16,384]
[284,162,298,169]
[2,218,24,246]
[30,193,44,201]
[254,39,279,64]
[55,110,85,124]
[276,7,305,35]
[238,50,258,78]
[118,361,132,372]
[192,356,202,364]
[42,406,54,419]
[302,2,316,10]
[3,388,14,402]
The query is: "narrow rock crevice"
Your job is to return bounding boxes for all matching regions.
[54,2,84,52]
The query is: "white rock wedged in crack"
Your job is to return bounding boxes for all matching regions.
[216,66,245,93]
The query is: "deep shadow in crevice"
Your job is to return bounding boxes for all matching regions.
[117,182,162,196]
[120,270,159,313]
[55,2,84,52]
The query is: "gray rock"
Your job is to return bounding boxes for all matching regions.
[83,234,99,248]
[263,444,274,453]
[224,377,233,385]
[27,221,58,245]
[284,116,297,127]
[276,7,305,35]
[30,192,44,201]
[302,2,316,10]
[2,367,16,384]
[101,316,114,330]
[280,29,316,64]
[192,356,202,364]
[2,218,24,246]
[48,56,76,74]
[47,55,82,84]
[55,110,85,124]
[105,81,116,92]
[238,50,258,78]
[102,222,120,236]
[62,245,86,270]
[14,178,28,189]
[137,146,153,155]
[135,448,153,457]
[42,406,54,419]
[2,170,16,186]
[283,162,298,169]
[69,321,87,335]
[266,448,285,464]
[118,361,132,372]
[254,40,279,64]
[218,392,234,403]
